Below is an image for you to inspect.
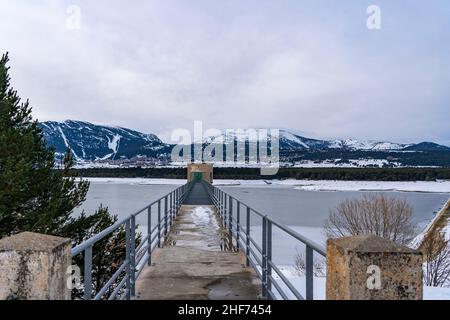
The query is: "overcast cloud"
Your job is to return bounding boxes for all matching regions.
[0,0,449,145]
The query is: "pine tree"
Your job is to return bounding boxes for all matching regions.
[0,52,92,239]
[0,53,134,299]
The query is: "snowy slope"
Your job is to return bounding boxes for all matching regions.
[203,130,432,152]
[40,120,170,161]
[39,120,450,165]
[328,138,410,151]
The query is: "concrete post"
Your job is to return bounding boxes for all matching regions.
[0,232,72,300]
[326,235,423,300]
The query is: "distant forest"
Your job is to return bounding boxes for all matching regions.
[73,167,450,181]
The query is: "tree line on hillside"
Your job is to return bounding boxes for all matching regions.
[72,167,450,181]
[282,150,450,167]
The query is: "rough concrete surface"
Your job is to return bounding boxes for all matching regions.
[135,205,261,300]
[326,235,423,300]
[0,232,71,300]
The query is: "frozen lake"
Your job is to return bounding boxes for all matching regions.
[77,180,448,226]
[76,179,449,249]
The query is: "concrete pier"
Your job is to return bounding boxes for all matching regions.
[135,204,261,300]
[0,232,71,300]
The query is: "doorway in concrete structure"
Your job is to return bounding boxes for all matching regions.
[193,172,203,181]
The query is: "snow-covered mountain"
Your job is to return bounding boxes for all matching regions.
[326,138,410,151]
[39,121,450,167]
[204,129,416,152]
[40,120,170,161]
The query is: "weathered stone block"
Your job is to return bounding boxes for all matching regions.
[0,232,72,300]
[326,235,423,300]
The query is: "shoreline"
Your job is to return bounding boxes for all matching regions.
[83,177,450,193]
[412,199,450,249]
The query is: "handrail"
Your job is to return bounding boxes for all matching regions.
[202,180,326,300]
[71,187,189,256]
[72,177,326,300]
[71,181,194,300]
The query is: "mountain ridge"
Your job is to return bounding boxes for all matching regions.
[39,120,450,167]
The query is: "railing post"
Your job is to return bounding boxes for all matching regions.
[236,201,240,251]
[172,191,175,219]
[219,190,223,220]
[306,244,313,300]
[217,189,220,217]
[164,196,168,235]
[262,216,267,298]
[224,194,227,228]
[169,192,173,226]
[84,245,93,300]
[125,219,131,300]
[130,215,136,297]
[228,196,233,237]
[246,207,250,267]
[221,191,224,221]
[147,207,152,266]
[175,188,179,211]
[157,200,161,247]
[267,220,272,298]
[174,190,177,215]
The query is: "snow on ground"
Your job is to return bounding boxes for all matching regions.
[213,180,270,186]
[270,267,326,300]
[255,264,450,300]
[192,206,219,230]
[443,224,450,241]
[83,177,450,193]
[291,159,402,168]
[214,179,450,193]
[410,199,450,248]
[85,177,186,185]
[107,134,121,154]
[292,180,450,193]
[424,286,450,300]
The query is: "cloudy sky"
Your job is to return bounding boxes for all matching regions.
[1,0,449,145]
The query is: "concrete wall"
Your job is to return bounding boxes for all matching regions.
[0,232,72,300]
[326,235,423,300]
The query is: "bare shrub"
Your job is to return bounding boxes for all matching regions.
[294,251,326,277]
[324,194,417,245]
[421,229,450,287]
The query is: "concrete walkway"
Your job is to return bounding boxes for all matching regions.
[182,182,213,205]
[135,205,261,300]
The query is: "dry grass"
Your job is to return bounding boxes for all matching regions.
[418,199,450,251]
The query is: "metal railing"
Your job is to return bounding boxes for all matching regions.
[71,182,194,300]
[202,181,326,300]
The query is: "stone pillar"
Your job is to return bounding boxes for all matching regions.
[0,232,72,300]
[326,235,423,300]
[187,163,214,183]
